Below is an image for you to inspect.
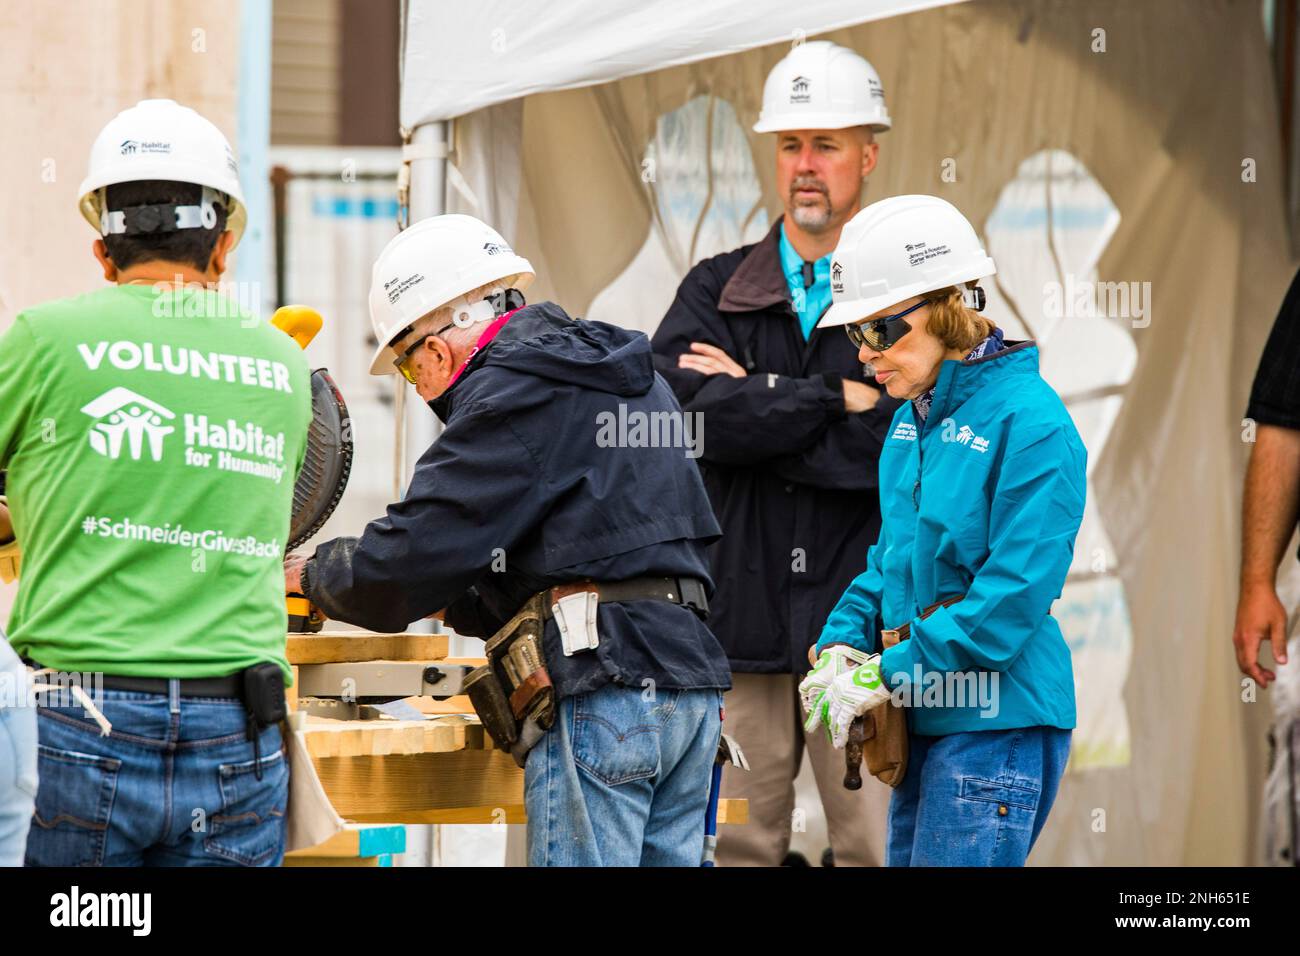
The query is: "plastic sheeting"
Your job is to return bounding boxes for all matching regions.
[400,0,963,126]
[431,0,1294,864]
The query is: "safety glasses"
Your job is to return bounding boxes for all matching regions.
[844,299,927,352]
[393,321,456,384]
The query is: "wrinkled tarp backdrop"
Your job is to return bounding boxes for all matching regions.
[408,0,1293,864]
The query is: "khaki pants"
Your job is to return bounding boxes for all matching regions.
[718,672,891,867]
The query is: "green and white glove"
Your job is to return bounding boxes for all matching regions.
[799,644,870,732]
[822,655,893,749]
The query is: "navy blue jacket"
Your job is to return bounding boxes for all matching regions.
[305,303,731,699]
[652,219,900,674]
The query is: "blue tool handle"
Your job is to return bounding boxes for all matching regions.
[701,759,723,866]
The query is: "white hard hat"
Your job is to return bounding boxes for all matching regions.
[367,214,535,376]
[753,41,891,134]
[77,99,247,247]
[819,195,996,328]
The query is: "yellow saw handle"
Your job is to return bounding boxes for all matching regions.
[271,305,323,350]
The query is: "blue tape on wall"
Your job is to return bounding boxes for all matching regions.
[312,197,401,219]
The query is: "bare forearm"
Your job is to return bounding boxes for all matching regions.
[0,501,11,543]
[1241,425,1300,588]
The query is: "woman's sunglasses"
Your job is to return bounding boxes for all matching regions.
[844,299,928,352]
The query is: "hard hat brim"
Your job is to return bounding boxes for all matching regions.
[818,259,997,329]
[752,113,891,134]
[369,347,398,376]
[819,295,908,329]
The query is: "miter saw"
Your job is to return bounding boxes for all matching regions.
[270,305,354,633]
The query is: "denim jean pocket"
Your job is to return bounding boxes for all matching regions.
[572,686,672,787]
[204,747,288,867]
[958,776,1040,812]
[26,744,121,867]
[957,776,1043,866]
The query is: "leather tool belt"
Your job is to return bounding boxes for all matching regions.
[465,593,554,769]
[542,576,709,621]
[465,576,710,767]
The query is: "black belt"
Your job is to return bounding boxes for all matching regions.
[23,659,244,699]
[541,576,709,620]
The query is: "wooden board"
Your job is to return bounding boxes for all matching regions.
[347,800,747,826]
[315,748,524,819]
[286,824,406,858]
[717,799,748,825]
[402,694,474,715]
[286,632,449,665]
[301,714,486,759]
[283,854,391,867]
[378,804,529,825]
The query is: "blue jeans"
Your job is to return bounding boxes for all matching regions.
[887,726,1071,866]
[24,684,287,867]
[0,642,37,867]
[525,684,723,866]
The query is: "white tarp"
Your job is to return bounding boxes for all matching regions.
[399,0,1295,865]
[400,0,963,127]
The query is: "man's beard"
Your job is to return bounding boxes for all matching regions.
[788,178,832,232]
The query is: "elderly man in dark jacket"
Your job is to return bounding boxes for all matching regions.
[651,41,900,867]
[288,215,730,866]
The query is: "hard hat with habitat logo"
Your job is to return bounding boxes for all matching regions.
[753,41,891,134]
[367,214,535,376]
[77,99,247,247]
[819,195,996,328]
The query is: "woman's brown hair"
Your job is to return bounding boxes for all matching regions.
[921,284,997,352]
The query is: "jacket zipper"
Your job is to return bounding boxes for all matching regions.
[908,369,958,620]
[914,369,959,511]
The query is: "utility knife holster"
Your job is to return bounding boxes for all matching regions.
[465,594,556,768]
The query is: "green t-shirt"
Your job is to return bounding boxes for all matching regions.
[0,284,311,682]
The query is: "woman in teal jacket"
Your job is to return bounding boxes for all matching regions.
[800,196,1086,866]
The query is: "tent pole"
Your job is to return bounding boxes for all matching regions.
[394,120,448,501]
[401,120,450,866]
[393,119,448,647]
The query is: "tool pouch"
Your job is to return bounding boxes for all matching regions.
[854,699,910,789]
[851,594,966,790]
[465,594,556,768]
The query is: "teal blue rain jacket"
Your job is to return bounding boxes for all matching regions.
[816,342,1086,735]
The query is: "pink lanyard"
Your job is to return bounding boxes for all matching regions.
[447,308,521,387]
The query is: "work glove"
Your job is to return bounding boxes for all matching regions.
[821,655,893,749]
[798,644,870,732]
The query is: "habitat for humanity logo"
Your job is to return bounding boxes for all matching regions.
[942,419,990,453]
[790,74,811,103]
[81,387,175,461]
[119,139,171,156]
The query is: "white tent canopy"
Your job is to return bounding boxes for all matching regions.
[399,0,1294,865]
[400,0,962,127]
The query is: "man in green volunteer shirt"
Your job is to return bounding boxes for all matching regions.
[0,99,310,867]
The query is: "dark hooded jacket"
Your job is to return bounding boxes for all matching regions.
[651,218,901,674]
[305,302,731,699]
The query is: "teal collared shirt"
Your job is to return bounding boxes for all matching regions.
[778,222,832,340]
